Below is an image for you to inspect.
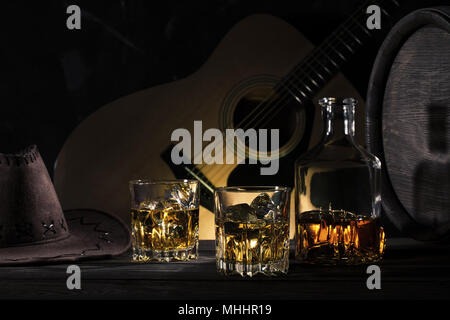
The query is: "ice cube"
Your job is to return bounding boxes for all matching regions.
[225,203,258,223]
[262,210,276,221]
[271,192,281,208]
[139,200,164,211]
[169,183,195,208]
[161,199,183,211]
[171,224,185,239]
[250,193,276,219]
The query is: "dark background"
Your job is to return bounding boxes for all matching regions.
[0,0,445,235]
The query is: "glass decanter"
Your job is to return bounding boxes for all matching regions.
[294,97,385,265]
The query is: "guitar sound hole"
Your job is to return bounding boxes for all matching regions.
[232,87,301,150]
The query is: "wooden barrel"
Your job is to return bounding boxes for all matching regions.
[366,7,450,241]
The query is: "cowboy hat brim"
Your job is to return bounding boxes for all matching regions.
[0,209,131,265]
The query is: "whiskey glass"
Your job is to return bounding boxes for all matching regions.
[215,186,291,277]
[294,97,385,265]
[129,179,199,262]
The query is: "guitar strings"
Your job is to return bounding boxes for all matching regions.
[254,0,398,131]
[252,35,368,129]
[203,12,370,184]
[194,0,371,182]
[241,0,375,131]
[244,0,399,130]
[192,0,390,183]
[232,0,374,132]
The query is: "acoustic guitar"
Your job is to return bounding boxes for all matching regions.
[54,1,399,239]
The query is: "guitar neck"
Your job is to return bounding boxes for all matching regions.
[161,1,402,212]
[278,0,400,103]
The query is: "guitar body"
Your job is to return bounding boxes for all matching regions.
[54,14,364,239]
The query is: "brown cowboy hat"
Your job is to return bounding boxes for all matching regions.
[0,145,131,265]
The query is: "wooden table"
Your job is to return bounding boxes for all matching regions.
[0,238,449,300]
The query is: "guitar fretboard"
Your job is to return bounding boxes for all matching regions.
[278,0,400,105]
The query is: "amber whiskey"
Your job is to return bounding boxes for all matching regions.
[216,217,289,276]
[295,210,385,265]
[131,207,199,261]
